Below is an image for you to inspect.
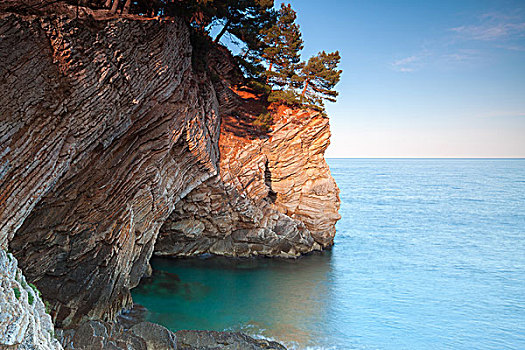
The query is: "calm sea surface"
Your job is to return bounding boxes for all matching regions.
[132,159,525,349]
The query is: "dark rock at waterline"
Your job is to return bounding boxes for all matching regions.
[57,320,286,350]
[58,320,147,350]
[130,322,178,349]
[175,330,286,350]
[116,304,148,330]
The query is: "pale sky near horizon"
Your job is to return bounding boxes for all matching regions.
[276,0,525,158]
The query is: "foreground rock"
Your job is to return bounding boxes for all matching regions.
[0,250,62,350]
[57,320,170,350]
[175,330,286,350]
[57,320,285,350]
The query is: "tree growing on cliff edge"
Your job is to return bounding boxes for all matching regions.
[261,3,303,90]
[56,0,341,111]
[212,0,277,80]
[258,4,342,112]
[299,50,342,110]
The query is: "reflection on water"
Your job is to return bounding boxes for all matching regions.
[132,253,334,348]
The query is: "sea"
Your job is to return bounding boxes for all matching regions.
[132,158,525,349]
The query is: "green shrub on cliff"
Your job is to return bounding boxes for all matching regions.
[253,112,273,131]
[258,4,342,111]
[28,291,34,305]
[299,51,342,109]
[261,4,303,89]
[268,89,301,107]
[44,300,52,314]
[29,283,41,298]
[13,287,21,300]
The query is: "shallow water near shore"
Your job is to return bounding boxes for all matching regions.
[132,159,525,349]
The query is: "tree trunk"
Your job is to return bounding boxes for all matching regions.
[214,19,231,43]
[266,62,273,83]
[104,0,112,9]
[122,0,131,14]
[111,0,119,14]
[301,80,309,96]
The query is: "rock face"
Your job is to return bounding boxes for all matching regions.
[155,88,340,258]
[57,320,174,350]
[2,9,219,327]
[0,250,62,350]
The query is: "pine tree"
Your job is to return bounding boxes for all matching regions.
[213,0,275,43]
[228,2,276,57]
[299,50,342,109]
[261,3,303,90]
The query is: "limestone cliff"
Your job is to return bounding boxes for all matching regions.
[0,2,340,347]
[155,106,341,258]
[155,45,340,258]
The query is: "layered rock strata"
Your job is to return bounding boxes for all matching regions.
[156,96,340,257]
[2,9,219,327]
[0,250,62,349]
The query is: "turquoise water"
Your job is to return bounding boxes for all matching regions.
[132,159,525,349]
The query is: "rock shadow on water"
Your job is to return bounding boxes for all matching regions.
[151,249,333,273]
[131,251,335,347]
[133,269,210,301]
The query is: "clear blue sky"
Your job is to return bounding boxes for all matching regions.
[275,0,525,157]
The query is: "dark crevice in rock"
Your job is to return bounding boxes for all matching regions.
[264,159,277,204]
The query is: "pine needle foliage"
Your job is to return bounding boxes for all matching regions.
[299,51,342,109]
[261,3,303,89]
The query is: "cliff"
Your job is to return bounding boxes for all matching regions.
[155,107,341,258]
[0,3,339,348]
[2,8,219,328]
[156,46,340,258]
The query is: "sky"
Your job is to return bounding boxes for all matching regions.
[274,0,525,158]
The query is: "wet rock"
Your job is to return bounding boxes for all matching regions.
[58,320,147,350]
[175,330,286,350]
[130,322,177,350]
[116,304,148,330]
[57,319,286,350]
